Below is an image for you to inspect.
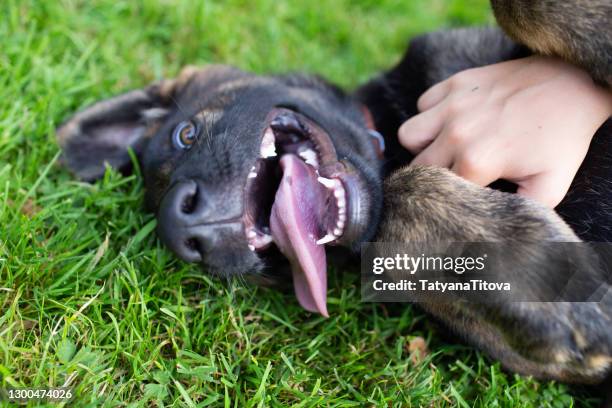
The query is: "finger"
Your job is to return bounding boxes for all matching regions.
[417,79,452,112]
[410,134,454,168]
[398,104,446,153]
[516,171,573,208]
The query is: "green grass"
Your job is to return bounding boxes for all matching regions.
[0,0,602,406]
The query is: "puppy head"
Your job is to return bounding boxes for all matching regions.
[57,65,384,315]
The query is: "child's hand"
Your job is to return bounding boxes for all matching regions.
[398,56,612,207]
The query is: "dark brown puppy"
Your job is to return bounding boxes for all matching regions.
[57,25,612,385]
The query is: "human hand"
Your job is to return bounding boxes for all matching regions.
[398,56,612,207]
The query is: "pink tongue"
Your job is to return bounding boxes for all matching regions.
[270,154,329,317]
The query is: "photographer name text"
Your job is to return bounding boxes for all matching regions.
[372,279,511,292]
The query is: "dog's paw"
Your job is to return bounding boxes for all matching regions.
[494,300,612,383]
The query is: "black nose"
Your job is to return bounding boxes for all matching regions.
[156,180,213,263]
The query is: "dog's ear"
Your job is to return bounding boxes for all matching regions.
[56,66,219,181]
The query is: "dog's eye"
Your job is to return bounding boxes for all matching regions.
[172,121,197,149]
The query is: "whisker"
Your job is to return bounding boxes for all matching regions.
[170,95,190,120]
[205,115,214,153]
[195,99,208,151]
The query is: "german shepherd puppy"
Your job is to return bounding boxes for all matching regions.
[56,19,612,387]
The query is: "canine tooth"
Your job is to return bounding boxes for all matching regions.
[248,244,256,251]
[316,234,336,245]
[261,145,276,158]
[298,149,318,167]
[333,228,342,236]
[317,176,336,189]
[260,129,277,158]
[333,188,344,198]
[260,143,277,158]
[247,229,257,239]
[248,171,258,179]
[336,197,346,208]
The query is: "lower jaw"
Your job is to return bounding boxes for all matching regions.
[329,161,371,247]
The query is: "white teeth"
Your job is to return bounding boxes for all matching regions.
[261,144,277,158]
[315,176,348,242]
[317,177,336,188]
[255,234,273,246]
[248,165,258,179]
[298,148,318,168]
[316,234,336,245]
[260,129,277,158]
[246,228,273,250]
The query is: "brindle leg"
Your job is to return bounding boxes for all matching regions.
[375,165,612,383]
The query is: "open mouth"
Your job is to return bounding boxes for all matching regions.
[243,107,359,317]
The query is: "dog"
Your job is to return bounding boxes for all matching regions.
[56,24,612,388]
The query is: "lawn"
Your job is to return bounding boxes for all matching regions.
[0,0,602,406]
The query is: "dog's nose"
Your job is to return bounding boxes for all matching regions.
[156,180,214,263]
